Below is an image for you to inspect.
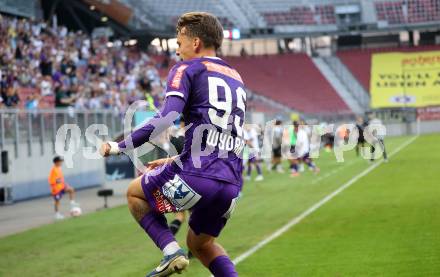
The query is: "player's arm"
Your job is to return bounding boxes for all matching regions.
[100,96,185,156]
[100,63,192,157]
[48,169,58,187]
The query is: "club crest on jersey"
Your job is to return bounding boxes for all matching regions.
[162,175,201,211]
[170,65,188,89]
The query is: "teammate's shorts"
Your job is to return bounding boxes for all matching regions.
[248,156,257,163]
[272,147,282,158]
[299,152,311,161]
[248,151,260,163]
[141,163,240,237]
[53,189,65,201]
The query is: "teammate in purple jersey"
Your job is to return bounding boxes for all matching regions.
[100,12,245,277]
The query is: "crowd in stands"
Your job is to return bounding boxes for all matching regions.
[0,14,169,113]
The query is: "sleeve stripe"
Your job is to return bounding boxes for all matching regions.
[166,91,185,98]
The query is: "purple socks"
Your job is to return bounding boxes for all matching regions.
[209,255,238,277]
[290,163,298,172]
[139,212,176,250]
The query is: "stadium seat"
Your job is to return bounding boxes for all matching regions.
[225,54,350,113]
[375,0,440,25]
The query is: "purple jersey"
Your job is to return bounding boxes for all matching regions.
[118,57,246,186]
[166,57,246,186]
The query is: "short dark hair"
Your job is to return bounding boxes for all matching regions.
[176,12,224,50]
[53,156,64,163]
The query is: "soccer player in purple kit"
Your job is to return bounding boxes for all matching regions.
[100,12,245,277]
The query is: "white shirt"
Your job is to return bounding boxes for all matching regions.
[244,128,260,151]
[295,129,310,157]
[40,80,52,96]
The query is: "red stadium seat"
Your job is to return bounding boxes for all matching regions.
[225,54,350,113]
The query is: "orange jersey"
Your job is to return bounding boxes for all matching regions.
[48,166,65,195]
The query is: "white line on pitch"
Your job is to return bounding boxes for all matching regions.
[231,135,418,266]
[310,160,357,185]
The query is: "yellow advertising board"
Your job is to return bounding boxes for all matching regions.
[370,51,440,108]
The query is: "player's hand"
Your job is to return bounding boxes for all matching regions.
[146,157,174,170]
[99,141,121,157]
[99,142,111,157]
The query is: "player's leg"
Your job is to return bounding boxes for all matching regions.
[271,147,278,170]
[187,229,237,276]
[298,159,305,172]
[303,153,319,173]
[126,175,178,251]
[272,147,283,173]
[186,180,239,276]
[53,194,64,219]
[380,139,388,161]
[290,158,300,177]
[245,159,252,180]
[359,141,365,157]
[370,142,375,162]
[65,185,75,201]
[64,185,79,207]
[54,199,60,213]
[127,174,188,276]
[169,211,186,235]
[254,159,263,181]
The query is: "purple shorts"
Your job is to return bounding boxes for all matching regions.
[53,189,65,201]
[141,163,240,237]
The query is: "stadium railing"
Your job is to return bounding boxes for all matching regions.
[0,109,124,158]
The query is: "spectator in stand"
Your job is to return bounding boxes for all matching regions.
[0,14,166,111]
[55,83,75,108]
[25,91,41,110]
[40,75,52,96]
[3,86,20,108]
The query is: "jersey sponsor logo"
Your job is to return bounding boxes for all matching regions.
[203,61,243,83]
[162,175,201,211]
[170,65,188,89]
[152,189,176,213]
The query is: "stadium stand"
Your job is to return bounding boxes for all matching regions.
[337,44,440,92]
[0,14,165,112]
[249,0,336,26]
[0,14,287,114]
[120,0,240,29]
[375,0,440,25]
[226,54,350,113]
[375,1,406,25]
[0,0,39,18]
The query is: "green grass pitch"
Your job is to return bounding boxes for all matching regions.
[1,134,439,276]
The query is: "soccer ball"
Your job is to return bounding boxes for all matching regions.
[70,206,82,217]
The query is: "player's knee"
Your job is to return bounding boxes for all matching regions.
[126,177,146,203]
[187,236,212,255]
[126,179,138,198]
[126,186,135,201]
